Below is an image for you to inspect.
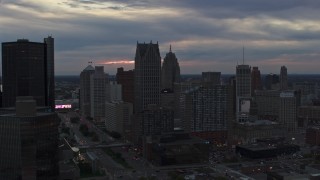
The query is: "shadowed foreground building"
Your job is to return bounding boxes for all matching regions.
[0,97,59,180]
[2,37,55,111]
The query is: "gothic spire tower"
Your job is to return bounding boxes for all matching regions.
[161,45,180,90]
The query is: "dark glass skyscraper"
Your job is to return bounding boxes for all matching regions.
[1,37,55,110]
[134,42,161,113]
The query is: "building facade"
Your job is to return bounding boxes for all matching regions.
[280,66,288,90]
[251,67,262,95]
[80,65,95,117]
[201,72,221,87]
[0,97,59,179]
[116,67,134,104]
[134,42,161,113]
[90,66,108,121]
[105,101,133,139]
[161,45,180,91]
[279,91,301,133]
[236,64,251,122]
[255,90,280,121]
[2,37,55,111]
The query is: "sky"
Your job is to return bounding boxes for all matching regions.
[1,0,320,75]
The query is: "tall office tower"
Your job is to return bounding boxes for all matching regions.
[2,37,55,111]
[279,91,301,133]
[44,36,55,111]
[251,67,262,95]
[201,72,221,87]
[90,66,107,121]
[80,64,95,117]
[134,42,161,113]
[236,64,251,122]
[116,67,134,104]
[181,85,230,144]
[236,65,251,97]
[265,73,280,90]
[280,66,288,90]
[0,97,59,179]
[161,45,180,90]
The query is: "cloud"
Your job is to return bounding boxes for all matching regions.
[1,0,320,75]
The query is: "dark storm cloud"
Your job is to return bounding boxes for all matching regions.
[1,0,320,74]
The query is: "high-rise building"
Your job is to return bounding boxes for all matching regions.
[279,90,301,133]
[134,42,161,113]
[201,72,221,87]
[90,66,108,121]
[116,67,134,104]
[265,73,279,90]
[0,97,59,179]
[161,45,180,90]
[2,37,55,110]
[251,67,262,95]
[255,90,280,121]
[236,65,251,97]
[236,64,251,122]
[181,84,231,144]
[105,101,133,139]
[80,64,95,117]
[280,66,288,90]
[106,81,122,102]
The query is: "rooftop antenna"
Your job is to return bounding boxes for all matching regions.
[169,44,172,52]
[242,46,245,65]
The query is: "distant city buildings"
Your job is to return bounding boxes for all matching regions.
[2,37,55,111]
[251,67,262,95]
[265,73,279,90]
[280,66,288,90]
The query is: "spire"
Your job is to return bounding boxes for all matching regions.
[169,44,172,52]
[242,46,245,65]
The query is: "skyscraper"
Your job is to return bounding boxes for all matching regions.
[90,66,108,121]
[201,72,221,87]
[236,64,251,122]
[80,64,95,117]
[134,42,161,113]
[116,67,134,104]
[279,90,301,133]
[161,45,180,90]
[236,65,251,97]
[280,66,288,90]
[181,83,231,144]
[251,66,262,95]
[2,37,55,110]
[0,97,59,179]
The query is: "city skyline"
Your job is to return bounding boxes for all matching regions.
[1,0,320,75]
